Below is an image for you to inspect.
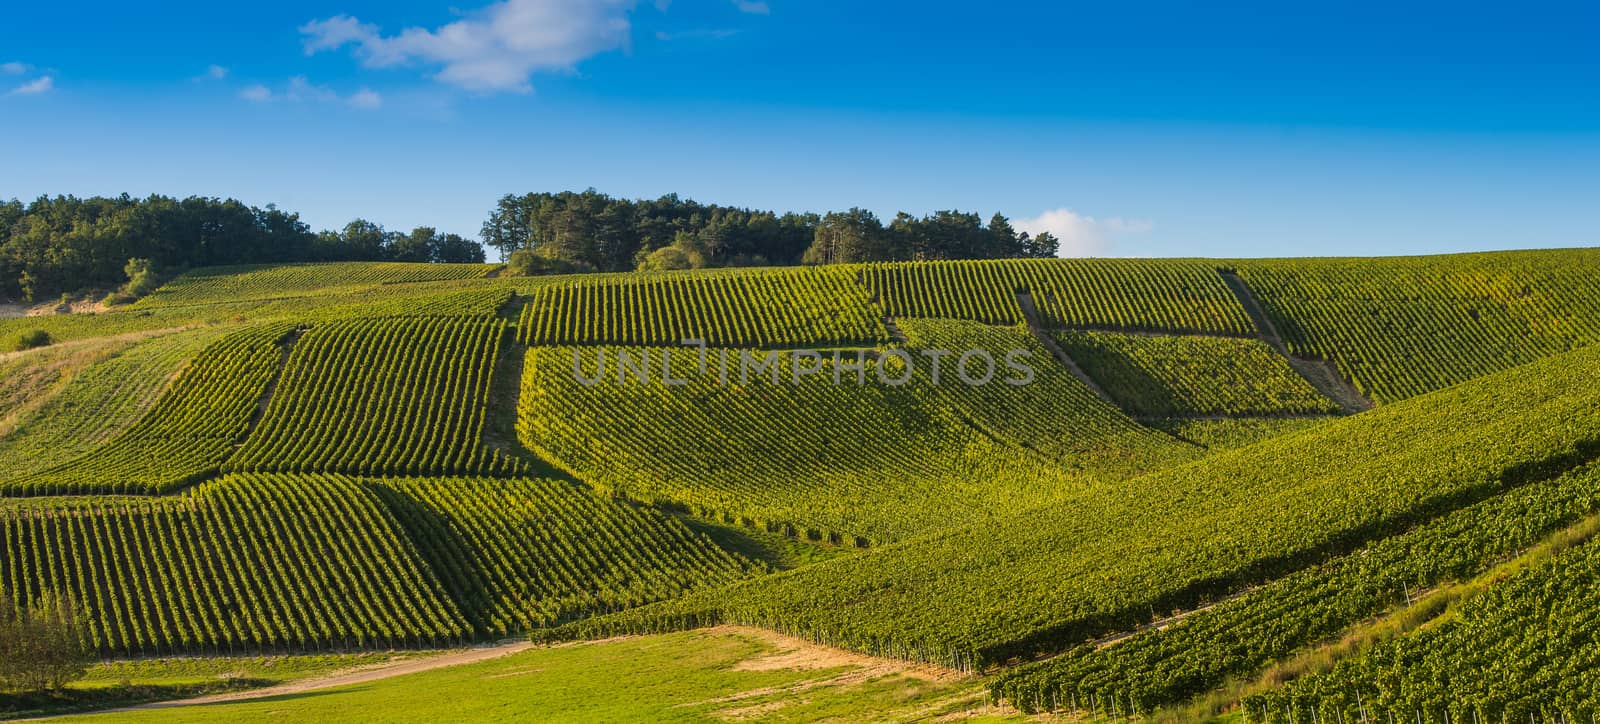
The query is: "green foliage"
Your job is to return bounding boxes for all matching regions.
[1245,533,1600,722]
[0,327,232,480]
[133,262,495,308]
[226,317,521,477]
[1145,416,1332,451]
[0,474,470,654]
[991,460,1600,715]
[516,266,890,347]
[861,258,1257,335]
[369,477,762,637]
[0,592,92,693]
[1233,248,1600,403]
[8,329,51,352]
[548,342,1600,671]
[1053,330,1341,417]
[517,322,1195,544]
[5,324,293,495]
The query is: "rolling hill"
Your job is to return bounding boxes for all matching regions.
[3,248,1599,721]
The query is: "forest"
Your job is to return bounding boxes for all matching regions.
[0,190,1060,303]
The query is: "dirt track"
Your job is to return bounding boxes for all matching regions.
[73,641,534,718]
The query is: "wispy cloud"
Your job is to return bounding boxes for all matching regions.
[731,0,769,14]
[239,77,381,109]
[347,87,383,109]
[300,0,639,94]
[201,64,229,80]
[9,76,54,96]
[655,28,739,41]
[1,61,31,75]
[1013,208,1154,257]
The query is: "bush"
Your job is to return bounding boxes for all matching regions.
[0,593,92,693]
[9,330,51,352]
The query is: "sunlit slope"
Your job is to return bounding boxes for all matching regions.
[1232,248,1600,403]
[0,327,234,479]
[225,317,523,477]
[4,324,294,495]
[0,474,757,654]
[517,321,1197,544]
[1052,330,1340,417]
[132,261,496,308]
[860,258,1256,334]
[552,341,1600,670]
[517,265,890,347]
[1246,528,1600,721]
[992,458,1600,715]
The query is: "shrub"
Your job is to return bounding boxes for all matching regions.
[0,592,93,693]
[8,329,51,352]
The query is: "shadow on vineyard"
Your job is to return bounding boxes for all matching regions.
[4,249,1600,720]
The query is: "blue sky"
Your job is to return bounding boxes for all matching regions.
[2,1,1597,258]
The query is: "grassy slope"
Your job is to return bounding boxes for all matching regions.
[59,629,1027,724]
[0,327,233,479]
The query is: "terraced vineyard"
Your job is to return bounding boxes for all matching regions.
[993,460,1600,717]
[226,317,522,477]
[3,250,1600,717]
[517,266,889,347]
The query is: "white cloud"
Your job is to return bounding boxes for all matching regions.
[204,64,229,80]
[1012,208,1154,257]
[300,0,639,94]
[9,76,53,96]
[239,77,382,110]
[731,0,769,14]
[348,87,383,109]
[1,61,31,75]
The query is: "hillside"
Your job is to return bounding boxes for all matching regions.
[3,249,1599,720]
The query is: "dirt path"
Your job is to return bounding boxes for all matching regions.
[74,641,535,717]
[1013,290,1117,405]
[1218,270,1375,413]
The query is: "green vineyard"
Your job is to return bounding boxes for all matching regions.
[5,324,293,496]
[1052,329,1342,417]
[226,317,522,477]
[1232,248,1600,403]
[369,476,761,637]
[0,474,469,653]
[3,249,1600,716]
[517,266,889,347]
[134,262,497,308]
[547,340,1600,671]
[860,258,1258,335]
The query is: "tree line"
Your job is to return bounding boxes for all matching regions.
[483,190,1060,273]
[0,195,484,303]
[2,190,1063,302]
